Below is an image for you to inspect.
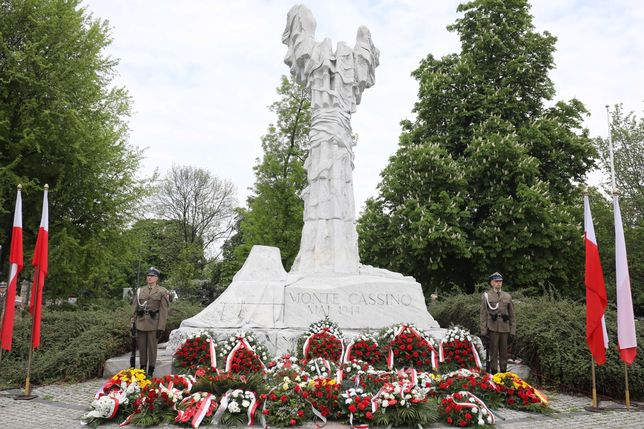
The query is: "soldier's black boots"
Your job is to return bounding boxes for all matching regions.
[148,366,155,377]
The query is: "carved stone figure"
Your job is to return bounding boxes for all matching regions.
[282,5,380,273]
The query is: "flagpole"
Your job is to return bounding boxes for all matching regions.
[591,357,598,408]
[606,106,634,411]
[605,105,616,195]
[20,264,40,399]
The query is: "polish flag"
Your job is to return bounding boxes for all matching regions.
[584,195,608,365]
[614,196,637,364]
[1,187,23,351]
[30,186,49,349]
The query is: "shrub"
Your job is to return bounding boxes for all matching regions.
[431,294,644,400]
[0,299,203,387]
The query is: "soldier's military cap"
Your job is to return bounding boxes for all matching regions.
[489,272,503,281]
[147,267,161,277]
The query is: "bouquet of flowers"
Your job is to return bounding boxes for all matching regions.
[175,392,218,428]
[81,369,149,427]
[217,331,269,374]
[344,333,383,366]
[439,391,495,427]
[371,380,437,428]
[300,318,345,363]
[266,354,304,380]
[381,323,439,371]
[441,326,483,371]
[437,369,503,409]
[305,377,341,420]
[123,375,194,426]
[173,331,217,373]
[492,372,549,411]
[262,376,310,427]
[80,390,127,428]
[338,359,373,386]
[305,357,338,380]
[213,389,260,426]
[340,387,374,427]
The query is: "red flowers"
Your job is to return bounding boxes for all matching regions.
[228,347,264,374]
[305,331,343,362]
[173,335,213,374]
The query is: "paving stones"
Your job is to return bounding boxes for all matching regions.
[0,379,642,428]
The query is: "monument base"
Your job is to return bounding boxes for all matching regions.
[167,245,441,356]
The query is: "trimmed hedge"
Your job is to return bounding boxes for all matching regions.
[0,299,203,387]
[429,293,644,400]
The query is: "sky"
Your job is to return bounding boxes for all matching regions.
[82,0,644,213]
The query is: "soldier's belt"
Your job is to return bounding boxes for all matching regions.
[136,309,159,318]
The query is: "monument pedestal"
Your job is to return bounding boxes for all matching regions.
[167,246,440,355]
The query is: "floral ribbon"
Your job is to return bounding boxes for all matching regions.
[209,338,217,370]
[450,391,496,426]
[471,343,482,369]
[192,393,214,428]
[212,389,232,425]
[225,336,265,372]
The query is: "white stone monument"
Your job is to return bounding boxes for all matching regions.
[168,5,439,355]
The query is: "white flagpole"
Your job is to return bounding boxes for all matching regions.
[605,105,616,195]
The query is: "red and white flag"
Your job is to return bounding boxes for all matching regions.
[30,187,49,349]
[584,195,608,365]
[1,187,24,351]
[614,196,637,364]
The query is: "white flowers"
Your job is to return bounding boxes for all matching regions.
[227,401,241,413]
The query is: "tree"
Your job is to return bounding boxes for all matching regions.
[0,0,147,297]
[593,104,644,315]
[595,104,643,225]
[220,75,310,281]
[155,165,236,290]
[358,0,597,296]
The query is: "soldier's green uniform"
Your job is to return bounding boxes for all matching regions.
[480,272,515,374]
[132,267,169,376]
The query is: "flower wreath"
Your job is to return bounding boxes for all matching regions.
[440,326,483,371]
[261,377,310,427]
[216,331,269,374]
[381,323,439,371]
[337,359,373,385]
[173,330,218,373]
[81,369,150,426]
[340,387,374,427]
[492,372,549,410]
[343,332,382,366]
[211,389,260,426]
[175,391,218,428]
[304,356,338,381]
[437,369,503,409]
[300,318,345,363]
[439,391,496,427]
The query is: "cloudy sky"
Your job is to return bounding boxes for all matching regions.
[82,0,643,212]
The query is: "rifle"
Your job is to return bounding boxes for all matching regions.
[130,319,137,368]
[483,335,491,373]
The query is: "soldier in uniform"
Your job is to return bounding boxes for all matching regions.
[131,267,169,376]
[480,272,515,374]
[0,281,7,323]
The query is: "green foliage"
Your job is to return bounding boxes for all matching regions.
[358,0,596,296]
[431,294,644,400]
[217,75,310,288]
[0,299,203,387]
[0,0,148,297]
[371,398,439,428]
